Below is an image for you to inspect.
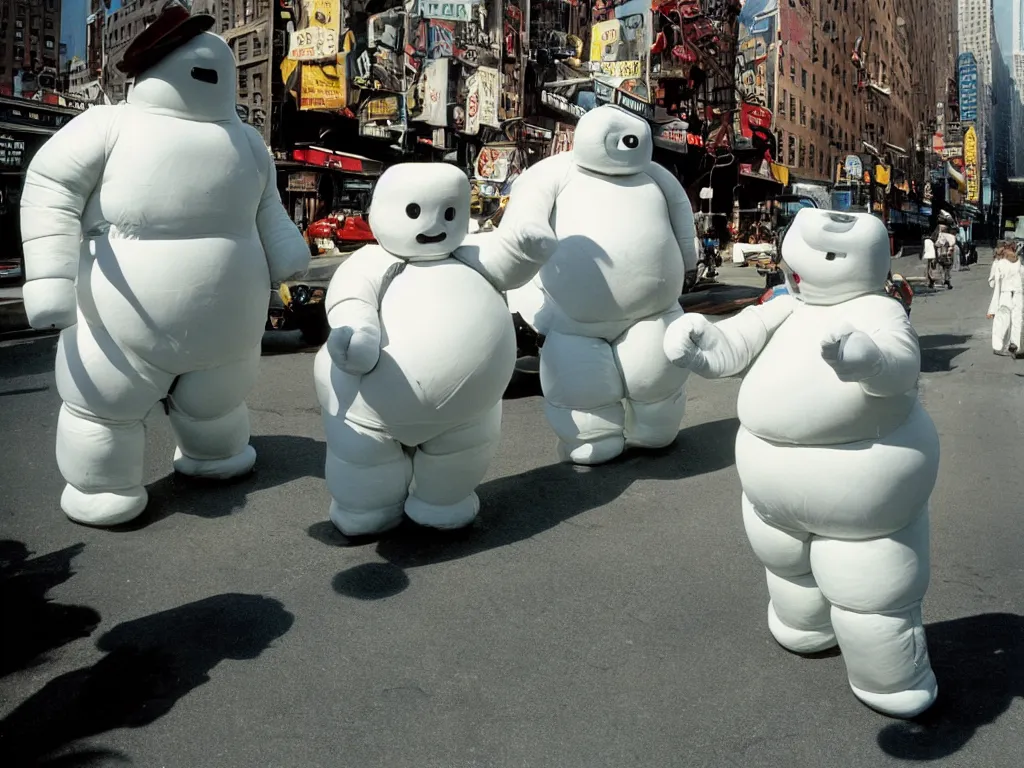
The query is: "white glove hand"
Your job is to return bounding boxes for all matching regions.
[820,321,884,382]
[663,313,730,377]
[22,277,78,330]
[327,325,381,375]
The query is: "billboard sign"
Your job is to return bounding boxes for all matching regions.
[964,125,979,203]
[958,53,978,122]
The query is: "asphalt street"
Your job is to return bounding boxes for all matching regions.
[1,252,1022,768]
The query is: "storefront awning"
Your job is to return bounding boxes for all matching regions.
[286,147,383,176]
[0,121,57,136]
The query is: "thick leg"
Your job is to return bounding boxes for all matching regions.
[742,494,837,653]
[811,510,937,719]
[405,402,502,529]
[167,348,260,479]
[614,308,691,450]
[323,415,411,536]
[540,331,625,465]
[53,318,173,526]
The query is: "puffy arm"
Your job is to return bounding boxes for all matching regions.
[323,246,400,375]
[858,302,922,398]
[247,127,310,282]
[454,153,570,291]
[665,295,796,379]
[20,106,116,329]
[645,160,699,276]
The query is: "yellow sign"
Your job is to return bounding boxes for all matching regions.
[964,126,979,203]
[363,95,401,122]
[299,60,347,111]
[595,60,642,78]
[590,20,621,62]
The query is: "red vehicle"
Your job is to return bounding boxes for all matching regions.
[306,213,376,255]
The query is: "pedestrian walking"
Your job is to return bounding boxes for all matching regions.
[927,224,955,290]
[987,240,1024,358]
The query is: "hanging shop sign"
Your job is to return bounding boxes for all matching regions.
[591,60,642,78]
[652,120,688,150]
[0,135,27,168]
[288,0,341,61]
[418,0,473,22]
[414,57,449,127]
[299,61,348,110]
[475,145,519,182]
[288,26,338,61]
[739,103,773,139]
[604,86,653,121]
[287,171,320,192]
[541,90,588,119]
[359,94,407,139]
[476,67,502,128]
[964,125,979,203]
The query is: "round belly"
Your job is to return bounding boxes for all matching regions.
[540,217,684,323]
[737,330,917,445]
[87,234,271,372]
[735,403,940,539]
[359,261,516,431]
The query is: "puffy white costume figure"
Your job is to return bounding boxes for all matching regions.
[19,4,310,527]
[504,104,699,465]
[663,209,941,718]
[313,163,555,536]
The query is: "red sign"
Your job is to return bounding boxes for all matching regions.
[740,103,773,138]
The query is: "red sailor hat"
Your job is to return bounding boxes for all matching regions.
[116,0,216,78]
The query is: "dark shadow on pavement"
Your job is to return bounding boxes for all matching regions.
[876,612,1024,760]
[119,435,326,530]
[260,330,320,357]
[332,562,410,600]
[0,593,294,768]
[0,335,59,381]
[328,417,739,598]
[0,541,100,678]
[918,334,971,373]
[0,385,49,398]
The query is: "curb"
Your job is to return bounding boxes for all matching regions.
[0,299,30,335]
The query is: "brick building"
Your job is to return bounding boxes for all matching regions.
[0,0,62,98]
[769,0,956,186]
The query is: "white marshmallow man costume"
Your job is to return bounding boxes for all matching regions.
[313,163,555,536]
[20,32,310,527]
[664,210,940,719]
[504,104,699,465]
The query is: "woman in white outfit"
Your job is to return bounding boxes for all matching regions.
[987,241,1024,358]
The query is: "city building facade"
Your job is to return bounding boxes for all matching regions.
[0,0,63,99]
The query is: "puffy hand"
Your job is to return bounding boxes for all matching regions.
[22,277,78,330]
[663,313,729,377]
[326,325,381,375]
[820,321,884,382]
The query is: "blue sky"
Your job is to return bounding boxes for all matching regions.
[995,0,1012,59]
[61,0,124,61]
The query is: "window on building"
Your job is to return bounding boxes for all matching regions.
[809,143,816,169]
[238,70,248,90]
[790,96,796,120]
[44,36,54,50]
[788,135,796,165]
[800,103,807,125]
[820,150,825,171]
[45,17,53,29]
[801,67,807,89]
[812,73,816,96]
[811,111,816,130]
[823,49,828,69]
[14,29,22,40]
[790,57,796,79]
[237,39,249,61]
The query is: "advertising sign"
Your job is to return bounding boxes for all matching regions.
[418,0,472,21]
[0,135,25,167]
[739,103,772,138]
[964,125,979,202]
[843,154,863,180]
[958,52,979,122]
[653,120,689,150]
[299,62,347,110]
[288,26,338,62]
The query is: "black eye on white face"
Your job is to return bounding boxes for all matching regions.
[619,134,639,149]
[406,203,421,219]
[444,207,456,221]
